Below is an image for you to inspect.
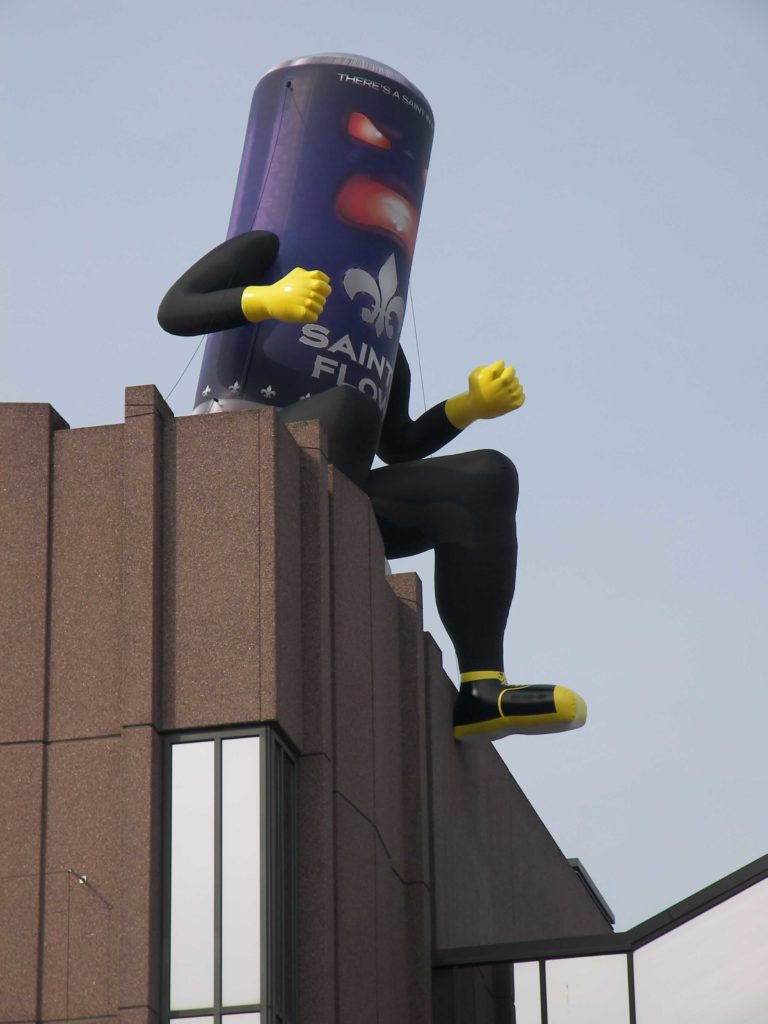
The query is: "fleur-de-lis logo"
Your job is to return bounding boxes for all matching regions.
[260,384,276,399]
[343,253,405,339]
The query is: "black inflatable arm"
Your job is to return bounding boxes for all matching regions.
[377,348,461,463]
[158,231,279,336]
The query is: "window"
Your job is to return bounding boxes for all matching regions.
[512,962,541,1024]
[633,877,768,1023]
[163,728,296,1024]
[433,859,768,1023]
[545,954,630,1023]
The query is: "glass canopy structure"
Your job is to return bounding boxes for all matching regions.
[433,854,768,1023]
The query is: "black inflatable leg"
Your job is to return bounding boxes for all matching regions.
[279,386,381,488]
[366,449,519,672]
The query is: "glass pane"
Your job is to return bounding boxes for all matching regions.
[546,955,630,1023]
[223,1015,259,1024]
[513,962,541,1024]
[170,741,215,1010]
[173,1018,214,1024]
[221,736,262,1006]
[634,877,768,1024]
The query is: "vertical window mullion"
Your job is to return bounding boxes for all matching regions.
[268,738,276,1021]
[260,732,269,1021]
[214,737,223,1024]
[539,960,548,1024]
[277,745,285,1019]
[163,738,172,1019]
[285,746,296,1023]
[627,951,637,1024]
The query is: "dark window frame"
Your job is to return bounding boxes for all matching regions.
[161,725,297,1024]
[433,854,768,1024]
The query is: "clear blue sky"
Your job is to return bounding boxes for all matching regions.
[2,0,767,930]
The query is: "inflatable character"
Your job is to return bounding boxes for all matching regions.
[159,53,587,740]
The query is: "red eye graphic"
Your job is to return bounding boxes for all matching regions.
[346,112,392,150]
[335,174,418,257]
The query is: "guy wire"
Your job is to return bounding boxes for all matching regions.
[408,283,428,413]
[165,336,207,401]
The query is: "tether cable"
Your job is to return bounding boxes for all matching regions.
[407,282,427,412]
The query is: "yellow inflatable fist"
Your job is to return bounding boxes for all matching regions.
[445,360,525,429]
[241,267,331,324]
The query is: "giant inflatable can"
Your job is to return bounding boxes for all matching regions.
[194,53,434,414]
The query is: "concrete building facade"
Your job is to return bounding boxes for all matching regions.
[1,388,611,1024]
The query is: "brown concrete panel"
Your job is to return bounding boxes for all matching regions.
[41,738,120,1019]
[49,426,123,740]
[119,1007,159,1024]
[0,874,40,1022]
[0,744,44,877]
[385,570,423,612]
[54,1019,116,1024]
[375,838,433,1024]
[388,574,431,886]
[0,404,67,743]
[334,795,377,1024]
[38,871,69,1021]
[367,509,387,588]
[118,727,162,1013]
[121,387,173,728]
[0,746,44,1019]
[163,408,303,737]
[284,421,333,758]
[404,879,433,1024]
[426,641,611,948]
[282,418,327,459]
[504,827,612,942]
[328,468,375,818]
[374,840,409,1024]
[370,567,407,877]
[255,414,303,747]
[448,964,507,1024]
[161,411,264,729]
[297,753,336,1024]
[62,872,115,1020]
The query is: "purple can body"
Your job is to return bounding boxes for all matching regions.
[194,54,434,415]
